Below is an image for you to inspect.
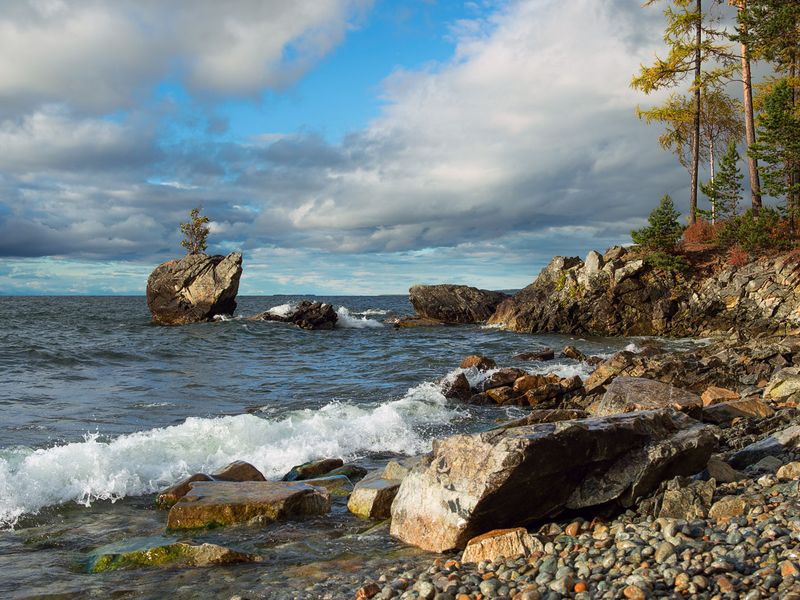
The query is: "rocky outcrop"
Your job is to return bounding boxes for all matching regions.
[166,481,331,530]
[146,252,242,325]
[254,300,337,330]
[409,284,508,324]
[487,249,800,337]
[389,410,716,552]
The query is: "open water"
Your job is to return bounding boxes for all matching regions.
[0,295,661,598]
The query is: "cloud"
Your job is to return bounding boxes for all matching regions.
[0,0,703,292]
[0,0,372,116]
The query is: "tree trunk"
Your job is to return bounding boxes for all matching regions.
[689,0,702,226]
[710,137,716,224]
[738,0,762,212]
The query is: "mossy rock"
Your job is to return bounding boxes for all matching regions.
[87,535,260,573]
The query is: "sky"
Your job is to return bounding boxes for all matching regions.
[0,0,727,295]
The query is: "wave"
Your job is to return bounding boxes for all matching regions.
[357,309,389,316]
[0,383,457,528]
[335,307,383,329]
[266,302,296,318]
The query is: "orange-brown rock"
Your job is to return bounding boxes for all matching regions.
[156,460,267,508]
[485,386,518,405]
[701,386,739,406]
[460,355,497,370]
[702,398,775,424]
[167,481,330,530]
[461,528,543,564]
[481,368,527,391]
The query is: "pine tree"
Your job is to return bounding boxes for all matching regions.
[631,195,685,252]
[180,207,211,254]
[749,80,800,223]
[632,0,736,224]
[701,140,743,221]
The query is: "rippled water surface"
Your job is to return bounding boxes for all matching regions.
[0,295,642,598]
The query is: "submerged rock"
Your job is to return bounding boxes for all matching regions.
[146,252,242,325]
[87,536,260,572]
[254,300,337,330]
[390,410,716,552]
[283,458,344,481]
[166,481,331,530]
[409,284,508,324]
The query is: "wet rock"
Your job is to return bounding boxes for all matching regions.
[703,398,775,424]
[392,316,445,328]
[146,252,242,325]
[459,355,496,370]
[658,477,715,519]
[481,368,527,391]
[284,458,344,481]
[515,348,555,361]
[156,461,266,508]
[409,284,508,324]
[441,373,471,401]
[166,481,330,529]
[347,472,401,520]
[461,528,543,564]
[592,377,702,418]
[701,386,740,406]
[390,410,715,551]
[561,345,586,361]
[255,300,338,330]
[301,475,354,497]
[157,473,213,509]
[354,582,381,599]
[326,464,369,482]
[88,536,260,572]
[485,386,518,405]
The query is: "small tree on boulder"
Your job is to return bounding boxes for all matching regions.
[631,195,685,252]
[180,207,210,254]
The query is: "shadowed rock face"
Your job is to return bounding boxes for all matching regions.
[146,252,242,325]
[409,284,508,324]
[390,410,716,552]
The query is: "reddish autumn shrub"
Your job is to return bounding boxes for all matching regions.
[727,245,749,267]
[682,219,718,246]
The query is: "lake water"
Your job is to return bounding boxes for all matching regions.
[0,295,643,599]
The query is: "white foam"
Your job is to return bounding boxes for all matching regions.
[0,383,457,528]
[623,342,642,353]
[267,303,296,318]
[358,309,389,316]
[335,307,383,329]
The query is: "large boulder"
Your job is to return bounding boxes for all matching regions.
[166,481,330,529]
[591,377,702,418]
[146,252,242,325]
[389,410,716,552]
[409,284,508,324]
[254,300,337,330]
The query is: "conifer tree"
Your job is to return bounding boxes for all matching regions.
[632,0,735,224]
[749,80,800,224]
[631,195,685,252]
[701,140,743,221]
[180,207,211,254]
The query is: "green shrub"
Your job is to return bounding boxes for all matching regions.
[715,208,791,253]
[631,195,685,252]
[643,251,689,272]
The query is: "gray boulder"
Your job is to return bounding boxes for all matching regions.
[390,410,716,552]
[254,300,338,330]
[146,252,242,325]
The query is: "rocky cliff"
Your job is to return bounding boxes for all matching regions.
[487,247,800,337]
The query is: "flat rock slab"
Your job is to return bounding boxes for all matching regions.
[593,377,702,418]
[702,398,775,424]
[157,460,266,508]
[167,481,330,530]
[390,410,715,552]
